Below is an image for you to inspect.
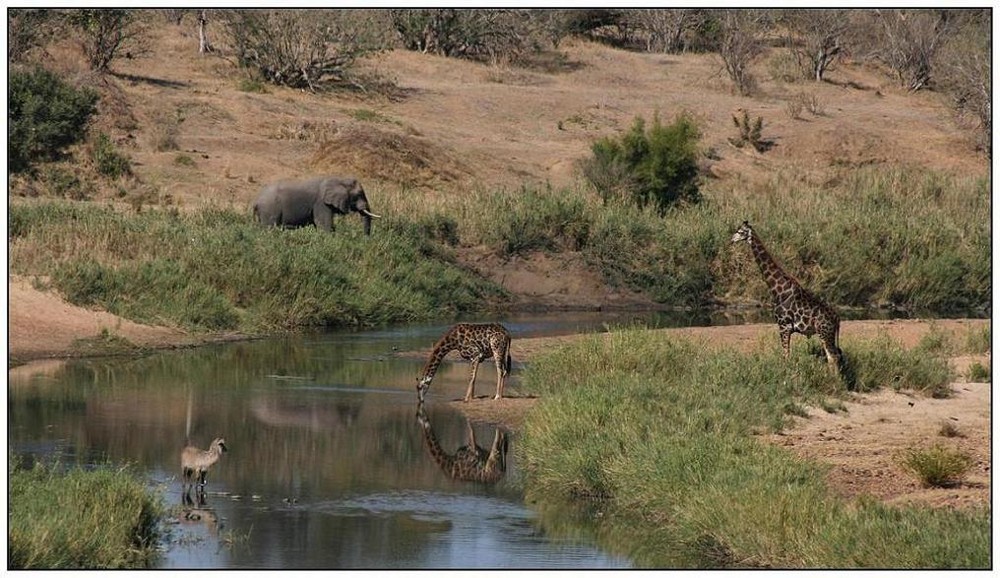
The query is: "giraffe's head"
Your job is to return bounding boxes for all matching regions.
[416,375,432,402]
[731,220,755,244]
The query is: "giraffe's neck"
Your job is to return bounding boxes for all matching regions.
[419,421,457,473]
[420,339,456,382]
[748,235,797,300]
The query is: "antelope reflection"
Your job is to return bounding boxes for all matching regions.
[179,489,222,536]
[416,403,508,483]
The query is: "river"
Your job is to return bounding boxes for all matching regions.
[8,310,758,569]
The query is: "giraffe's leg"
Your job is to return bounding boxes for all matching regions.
[822,334,842,374]
[465,420,477,448]
[493,354,505,400]
[779,328,792,359]
[465,359,480,402]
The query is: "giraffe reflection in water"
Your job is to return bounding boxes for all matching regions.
[416,402,509,484]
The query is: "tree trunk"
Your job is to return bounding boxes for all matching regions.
[198,10,212,54]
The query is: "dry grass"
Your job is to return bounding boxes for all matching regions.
[16,24,981,213]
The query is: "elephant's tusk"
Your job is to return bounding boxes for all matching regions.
[361,209,382,219]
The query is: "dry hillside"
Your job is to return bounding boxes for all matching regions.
[35,22,985,209]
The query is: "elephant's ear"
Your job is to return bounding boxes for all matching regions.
[321,179,352,213]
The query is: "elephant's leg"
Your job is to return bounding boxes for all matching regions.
[465,360,480,402]
[313,204,333,231]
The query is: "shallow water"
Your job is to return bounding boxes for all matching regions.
[8,310,774,569]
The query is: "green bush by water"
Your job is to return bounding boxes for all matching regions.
[9,455,163,569]
[517,329,989,568]
[10,202,506,332]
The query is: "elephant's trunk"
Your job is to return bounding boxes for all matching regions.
[360,209,380,236]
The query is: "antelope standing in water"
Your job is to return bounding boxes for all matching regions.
[181,437,228,490]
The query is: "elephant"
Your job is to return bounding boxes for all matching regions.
[253,176,382,235]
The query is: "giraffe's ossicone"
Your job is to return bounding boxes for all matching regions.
[417,323,513,402]
[732,220,843,373]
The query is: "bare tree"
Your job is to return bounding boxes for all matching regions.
[224,10,387,91]
[783,9,850,81]
[874,9,952,92]
[198,9,213,54]
[623,9,706,53]
[717,9,768,96]
[390,9,545,64]
[68,9,149,72]
[8,9,58,63]
[935,10,990,152]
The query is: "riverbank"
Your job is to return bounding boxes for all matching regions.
[448,318,990,514]
[512,325,990,567]
[8,274,990,515]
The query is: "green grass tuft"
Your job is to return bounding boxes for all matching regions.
[9,455,163,569]
[900,445,974,488]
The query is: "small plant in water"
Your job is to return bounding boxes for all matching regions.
[900,444,973,488]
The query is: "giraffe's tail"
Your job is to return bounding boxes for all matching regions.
[504,351,512,376]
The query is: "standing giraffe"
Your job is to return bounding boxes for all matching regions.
[731,221,842,372]
[417,323,512,402]
[416,403,508,484]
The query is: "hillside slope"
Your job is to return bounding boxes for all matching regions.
[8,22,989,360]
[79,25,984,207]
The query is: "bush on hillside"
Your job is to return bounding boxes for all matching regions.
[390,9,550,64]
[581,113,701,214]
[8,67,99,173]
[224,10,388,92]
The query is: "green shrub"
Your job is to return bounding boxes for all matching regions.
[963,325,990,354]
[236,76,268,93]
[486,187,591,256]
[41,165,89,200]
[8,67,99,173]
[582,113,701,214]
[91,133,132,179]
[390,8,547,62]
[842,334,952,396]
[173,154,196,167]
[901,445,973,488]
[729,109,770,152]
[967,362,989,382]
